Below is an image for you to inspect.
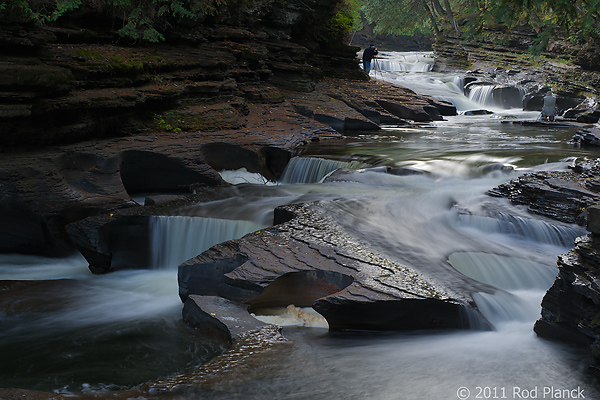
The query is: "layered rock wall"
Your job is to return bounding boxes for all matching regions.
[433,28,600,104]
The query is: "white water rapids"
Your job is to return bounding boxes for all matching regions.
[1,52,599,397]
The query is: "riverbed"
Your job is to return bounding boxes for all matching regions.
[1,52,599,399]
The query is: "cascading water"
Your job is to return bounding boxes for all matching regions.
[278,156,365,184]
[457,212,586,247]
[0,216,266,392]
[2,51,599,397]
[466,84,529,109]
[149,216,265,269]
[372,51,532,114]
[371,52,435,72]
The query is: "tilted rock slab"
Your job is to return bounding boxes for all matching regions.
[180,203,492,334]
[487,170,600,225]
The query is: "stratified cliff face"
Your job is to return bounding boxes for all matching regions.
[0,0,364,148]
[433,28,600,104]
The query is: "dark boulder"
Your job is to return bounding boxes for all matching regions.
[570,128,600,147]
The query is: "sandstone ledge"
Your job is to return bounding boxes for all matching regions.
[179,203,492,334]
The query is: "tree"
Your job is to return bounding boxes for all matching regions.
[1,0,230,42]
[359,0,472,36]
[472,0,600,41]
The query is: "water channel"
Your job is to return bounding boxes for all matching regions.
[1,52,599,398]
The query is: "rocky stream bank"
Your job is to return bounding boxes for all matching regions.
[433,30,600,375]
[3,18,600,397]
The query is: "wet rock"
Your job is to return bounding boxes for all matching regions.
[376,99,440,122]
[247,270,354,312]
[462,109,494,115]
[576,110,600,123]
[182,295,275,345]
[178,203,493,332]
[534,235,600,368]
[570,128,600,147]
[487,171,600,225]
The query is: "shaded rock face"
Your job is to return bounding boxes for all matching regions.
[0,137,294,261]
[247,270,354,312]
[534,235,600,367]
[0,0,366,148]
[433,29,600,108]
[178,203,493,335]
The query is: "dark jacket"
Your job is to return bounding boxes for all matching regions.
[363,46,378,62]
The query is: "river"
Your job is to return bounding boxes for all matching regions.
[1,52,599,399]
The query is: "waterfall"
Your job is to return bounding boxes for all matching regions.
[149,216,264,269]
[372,52,435,72]
[450,252,558,326]
[448,252,558,291]
[466,85,528,109]
[472,291,541,325]
[278,157,365,184]
[457,212,585,247]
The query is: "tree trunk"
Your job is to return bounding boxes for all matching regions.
[422,0,440,35]
[430,0,446,18]
[442,0,461,33]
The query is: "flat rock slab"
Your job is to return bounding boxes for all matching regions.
[179,203,493,335]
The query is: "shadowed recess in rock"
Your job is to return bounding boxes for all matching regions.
[247,270,354,313]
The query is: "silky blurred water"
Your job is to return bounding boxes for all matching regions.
[2,52,600,397]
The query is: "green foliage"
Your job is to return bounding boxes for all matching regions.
[0,0,228,41]
[357,0,600,51]
[313,0,362,45]
[153,113,182,133]
[361,0,430,35]
[76,49,102,60]
[471,0,600,42]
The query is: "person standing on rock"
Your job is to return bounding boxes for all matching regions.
[362,44,378,75]
[541,89,557,122]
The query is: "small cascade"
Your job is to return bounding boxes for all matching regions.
[448,252,557,291]
[472,291,540,325]
[452,76,465,94]
[373,52,435,72]
[457,212,585,247]
[149,216,264,269]
[466,84,527,109]
[278,157,365,184]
